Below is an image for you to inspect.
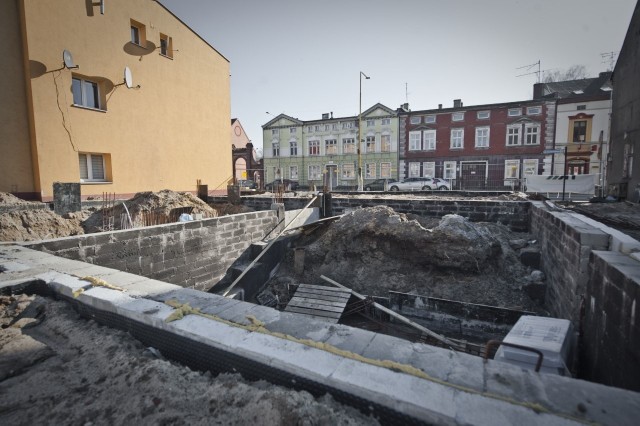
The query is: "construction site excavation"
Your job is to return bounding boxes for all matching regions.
[2,189,640,424]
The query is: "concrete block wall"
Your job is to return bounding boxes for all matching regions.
[24,211,278,291]
[583,251,640,391]
[225,196,531,231]
[530,202,609,323]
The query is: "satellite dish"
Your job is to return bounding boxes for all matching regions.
[124,66,133,89]
[62,50,77,69]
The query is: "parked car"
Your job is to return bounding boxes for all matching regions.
[388,177,450,191]
[264,179,299,191]
[364,178,397,191]
[237,179,257,191]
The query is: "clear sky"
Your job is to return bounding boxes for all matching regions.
[160,0,636,151]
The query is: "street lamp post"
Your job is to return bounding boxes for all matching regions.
[358,71,370,191]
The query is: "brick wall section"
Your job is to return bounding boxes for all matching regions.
[583,251,640,391]
[530,202,610,323]
[25,211,278,292]
[218,196,531,231]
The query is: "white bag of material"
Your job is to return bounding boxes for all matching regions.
[178,213,194,222]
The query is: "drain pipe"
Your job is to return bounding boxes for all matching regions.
[222,195,319,298]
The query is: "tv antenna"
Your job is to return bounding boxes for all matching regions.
[115,66,140,89]
[62,50,79,69]
[600,51,618,71]
[516,60,541,83]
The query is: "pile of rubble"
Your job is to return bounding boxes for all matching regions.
[269,206,545,312]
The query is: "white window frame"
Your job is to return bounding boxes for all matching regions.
[525,124,540,145]
[450,128,464,149]
[271,129,279,136]
[380,162,391,178]
[341,163,355,179]
[423,130,436,150]
[425,115,436,123]
[366,119,375,127]
[79,153,106,182]
[381,118,390,125]
[506,125,521,146]
[410,116,421,125]
[289,165,299,180]
[308,140,320,156]
[72,77,101,110]
[475,127,490,148]
[504,159,520,179]
[365,135,376,153]
[477,111,490,120]
[342,138,355,154]
[444,161,456,180]
[342,122,353,129]
[409,162,421,178]
[380,134,391,152]
[527,106,542,115]
[325,139,337,155]
[308,126,314,133]
[289,141,297,156]
[423,162,436,178]
[365,163,376,178]
[332,123,338,130]
[409,131,421,151]
[523,159,538,175]
[314,125,320,132]
[308,164,321,180]
[452,112,464,122]
[508,108,522,117]
[289,127,296,134]
[272,142,279,157]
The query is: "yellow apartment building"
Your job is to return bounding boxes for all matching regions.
[0,0,231,201]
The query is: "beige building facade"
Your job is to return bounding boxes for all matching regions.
[0,0,231,201]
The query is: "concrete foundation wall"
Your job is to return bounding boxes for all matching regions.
[24,211,278,291]
[223,196,531,231]
[583,251,640,391]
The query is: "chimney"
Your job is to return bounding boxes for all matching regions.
[400,102,410,112]
[453,99,462,108]
[330,112,333,119]
[438,104,442,110]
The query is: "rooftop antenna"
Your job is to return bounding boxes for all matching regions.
[600,51,618,71]
[405,82,409,104]
[62,50,79,69]
[516,60,541,83]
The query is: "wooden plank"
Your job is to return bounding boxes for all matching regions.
[295,287,351,298]
[293,291,351,303]
[287,296,347,309]
[287,299,346,313]
[298,283,350,293]
[285,306,341,320]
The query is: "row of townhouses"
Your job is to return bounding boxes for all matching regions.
[262,73,613,191]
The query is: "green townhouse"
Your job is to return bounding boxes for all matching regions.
[262,103,399,189]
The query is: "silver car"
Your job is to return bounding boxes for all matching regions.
[388,177,450,191]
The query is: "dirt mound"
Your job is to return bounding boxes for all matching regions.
[271,206,541,311]
[83,190,218,232]
[0,209,84,241]
[0,192,37,205]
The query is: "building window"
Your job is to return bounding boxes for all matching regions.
[504,159,520,179]
[365,163,376,178]
[272,167,280,181]
[423,130,436,150]
[366,136,376,153]
[477,111,490,120]
[475,127,490,148]
[367,120,375,127]
[381,134,390,152]
[381,118,390,125]
[450,129,464,149]
[308,140,320,156]
[342,163,355,179]
[508,108,521,117]
[342,122,353,129]
[289,141,297,156]
[525,124,540,145]
[159,33,173,58]
[342,138,355,154]
[290,165,298,180]
[324,124,329,131]
[309,165,321,180]
[452,112,464,122]
[272,142,279,157]
[577,105,586,111]
[425,115,436,123]
[506,125,520,146]
[410,116,421,125]
[423,162,436,178]
[527,106,542,115]
[572,121,587,142]
[130,19,146,46]
[409,162,420,177]
[79,153,106,182]
[72,77,101,109]
[444,161,456,180]
[332,123,338,130]
[271,129,279,136]
[308,126,313,133]
[409,131,422,151]
[290,127,296,134]
[325,139,337,155]
[380,162,391,178]
[523,159,538,175]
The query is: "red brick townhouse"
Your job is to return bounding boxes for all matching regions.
[397,99,555,190]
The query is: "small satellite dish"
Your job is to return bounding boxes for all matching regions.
[62,50,77,69]
[124,67,133,89]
